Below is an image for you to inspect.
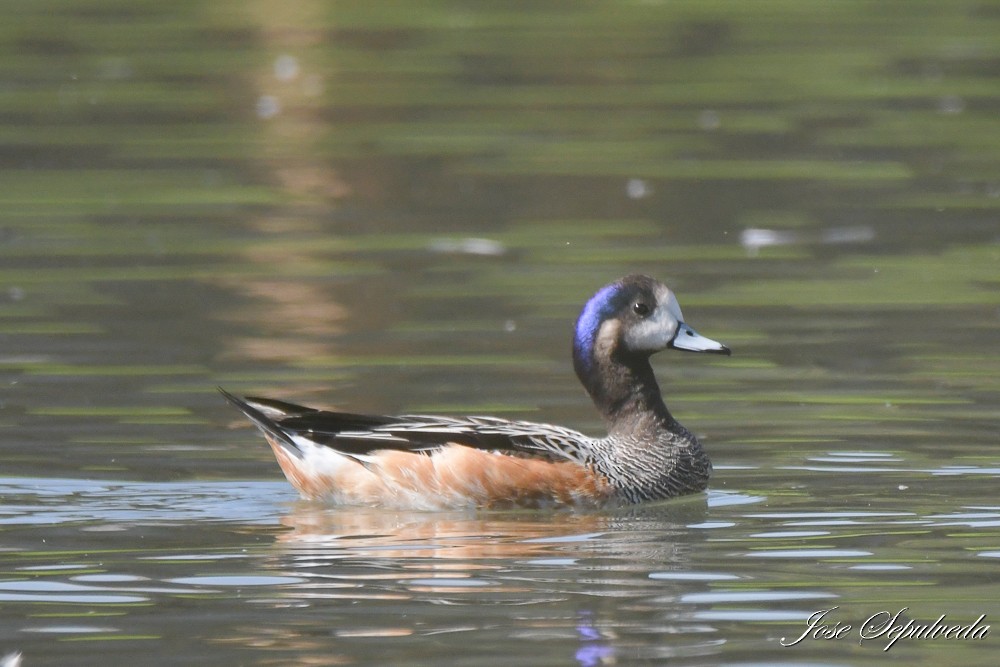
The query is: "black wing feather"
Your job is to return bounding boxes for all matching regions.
[220,388,590,463]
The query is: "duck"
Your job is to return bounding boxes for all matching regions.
[220,274,730,510]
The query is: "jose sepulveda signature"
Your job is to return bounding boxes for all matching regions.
[781,607,989,651]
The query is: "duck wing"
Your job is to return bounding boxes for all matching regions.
[219,388,593,465]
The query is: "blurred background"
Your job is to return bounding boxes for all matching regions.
[1,2,998,664]
[3,0,995,479]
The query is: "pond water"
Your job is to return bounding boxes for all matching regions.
[1,1,999,665]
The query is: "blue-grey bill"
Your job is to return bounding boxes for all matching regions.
[669,323,731,355]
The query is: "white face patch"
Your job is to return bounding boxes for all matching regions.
[622,284,682,352]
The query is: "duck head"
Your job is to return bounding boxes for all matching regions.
[572,274,730,428]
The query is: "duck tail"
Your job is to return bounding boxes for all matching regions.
[218,387,303,458]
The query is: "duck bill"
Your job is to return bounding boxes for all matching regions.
[669,323,731,355]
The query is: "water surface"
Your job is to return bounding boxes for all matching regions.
[1,1,998,665]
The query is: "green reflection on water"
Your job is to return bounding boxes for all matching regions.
[0,2,998,665]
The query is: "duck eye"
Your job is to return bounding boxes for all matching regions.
[632,301,651,317]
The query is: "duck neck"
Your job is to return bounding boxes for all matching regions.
[578,351,677,438]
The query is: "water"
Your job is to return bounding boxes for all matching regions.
[2,477,997,665]
[2,1,999,664]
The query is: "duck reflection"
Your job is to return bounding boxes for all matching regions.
[269,498,710,602]
[273,498,709,563]
[246,499,711,665]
